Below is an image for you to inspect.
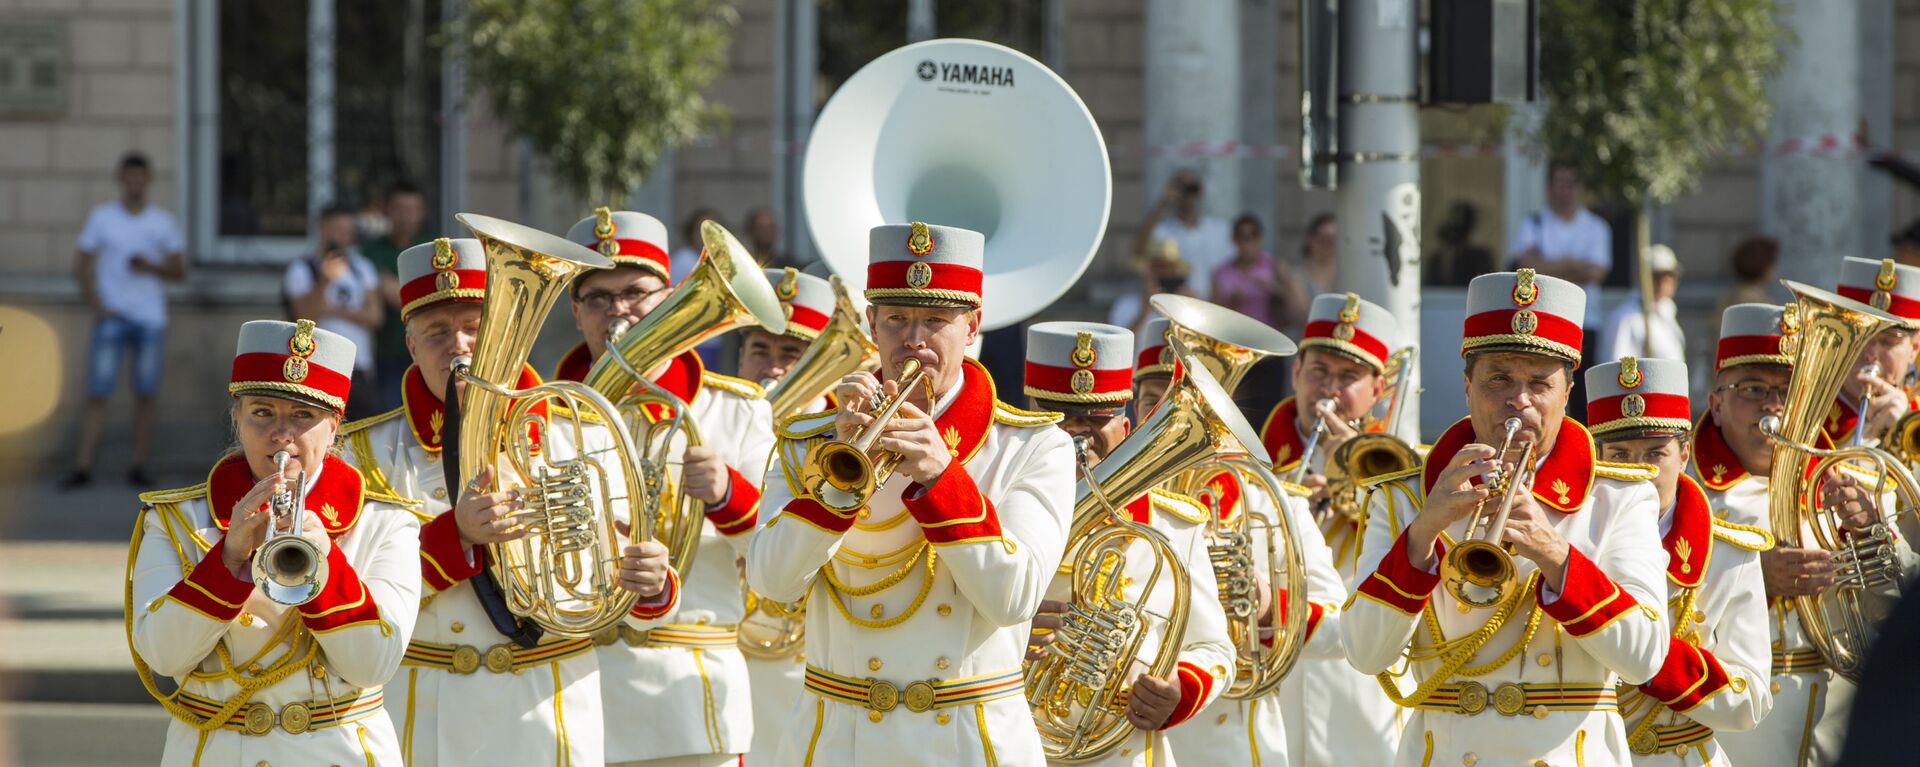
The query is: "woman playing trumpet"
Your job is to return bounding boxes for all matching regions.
[127,319,422,765]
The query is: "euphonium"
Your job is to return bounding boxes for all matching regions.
[1439,417,1535,609]
[764,276,878,419]
[582,220,788,573]
[798,358,934,512]
[452,213,660,638]
[254,450,327,605]
[1759,280,1920,679]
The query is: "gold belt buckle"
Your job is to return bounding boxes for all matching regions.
[279,701,313,734]
[867,679,900,712]
[485,644,516,674]
[450,645,481,674]
[622,625,649,647]
[1492,682,1528,716]
[592,627,621,647]
[1630,730,1659,756]
[1455,681,1488,715]
[903,680,937,712]
[242,702,275,735]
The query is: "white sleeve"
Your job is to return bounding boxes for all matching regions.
[160,210,185,254]
[77,208,104,253]
[284,260,314,297]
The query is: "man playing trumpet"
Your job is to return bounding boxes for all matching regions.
[1342,269,1670,766]
[1826,257,1920,447]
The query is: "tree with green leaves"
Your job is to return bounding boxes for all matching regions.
[462,0,737,204]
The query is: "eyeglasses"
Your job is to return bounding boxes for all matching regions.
[1713,382,1789,402]
[578,286,666,312]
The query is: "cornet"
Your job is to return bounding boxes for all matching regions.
[254,450,327,605]
[799,358,935,512]
[1439,417,1536,609]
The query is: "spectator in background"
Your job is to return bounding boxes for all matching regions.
[1134,169,1232,300]
[1511,161,1612,419]
[669,207,720,284]
[1214,213,1310,334]
[1426,201,1496,286]
[1712,236,1779,340]
[359,180,428,410]
[65,151,187,489]
[1300,212,1339,297]
[1604,244,1685,361]
[1892,219,1920,267]
[286,204,383,419]
[1109,238,1195,335]
[744,206,793,269]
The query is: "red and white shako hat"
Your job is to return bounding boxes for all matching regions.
[766,267,835,341]
[865,222,984,308]
[567,207,670,281]
[1300,292,1396,373]
[1836,257,1920,327]
[1716,303,1800,371]
[1134,316,1175,382]
[1026,321,1134,415]
[1462,268,1586,365]
[229,319,357,415]
[398,237,486,322]
[1583,356,1691,440]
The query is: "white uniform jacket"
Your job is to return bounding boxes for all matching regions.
[1164,469,1351,767]
[746,359,1075,767]
[128,453,421,766]
[1618,473,1773,765]
[1342,418,1671,767]
[743,393,833,767]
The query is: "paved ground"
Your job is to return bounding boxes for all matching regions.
[3,702,170,766]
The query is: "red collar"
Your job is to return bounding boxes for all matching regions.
[1260,397,1305,471]
[208,452,365,535]
[1825,396,1861,444]
[1193,468,1245,522]
[1121,494,1154,524]
[1665,475,1712,587]
[929,358,996,466]
[634,351,707,423]
[403,363,544,452]
[553,342,593,383]
[1691,412,1750,491]
[1423,416,1595,512]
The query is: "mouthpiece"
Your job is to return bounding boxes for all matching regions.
[450,355,473,374]
[608,318,633,343]
[1759,415,1783,435]
[1502,417,1523,432]
[272,450,291,472]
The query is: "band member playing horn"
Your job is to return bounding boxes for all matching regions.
[1585,356,1772,765]
[129,319,421,765]
[1826,257,1920,447]
[1021,321,1234,765]
[746,222,1075,766]
[1257,292,1404,766]
[336,238,677,765]
[563,207,777,767]
[1343,269,1670,766]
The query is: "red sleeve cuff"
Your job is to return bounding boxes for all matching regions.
[419,511,481,593]
[780,496,856,534]
[1161,661,1217,729]
[298,544,384,632]
[629,568,681,621]
[1261,590,1326,647]
[1639,638,1732,711]
[165,538,254,621]
[903,465,1002,545]
[1354,529,1442,615]
[704,467,761,537]
[1539,545,1640,637]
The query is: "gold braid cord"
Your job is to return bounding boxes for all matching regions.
[823,547,938,630]
[1376,572,1544,707]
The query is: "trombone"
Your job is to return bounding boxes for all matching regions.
[254,450,327,605]
[1438,417,1536,610]
[798,358,935,512]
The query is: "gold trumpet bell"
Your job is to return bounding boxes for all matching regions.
[1442,540,1517,608]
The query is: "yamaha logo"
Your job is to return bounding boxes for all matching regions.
[917,60,1017,89]
[917,61,937,81]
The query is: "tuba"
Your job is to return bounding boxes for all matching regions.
[1759,281,1920,679]
[452,214,660,637]
[254,450,327,605]
[581,220,788,573]
[764,275,878,419]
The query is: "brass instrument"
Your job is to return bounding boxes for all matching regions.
[1327,347,1422,522]
[798,358,935,513]
[1288,398,1336,484]
[1890,409,1920,464]
[452,213,661,637]
[1439,417,1536,609]
[582,220,788,573]
[1150,293,1296,394]
[764,276,879,419]
[1759,280,1920,679]
[254,450,327,605]
[1853,362,1881,447]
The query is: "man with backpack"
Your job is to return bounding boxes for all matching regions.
[285,204,383,419]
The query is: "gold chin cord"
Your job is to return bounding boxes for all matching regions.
[1439,417,1535,611]
[253,450,327,606]
[1760,280,1920,680]
[798,358,935,513]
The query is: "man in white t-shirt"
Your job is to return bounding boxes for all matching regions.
[1511,161,1614,418]
[1135,169,1233,301]
[66,152,187,490]
[1604,243,1686,361]
[286,204,383,418]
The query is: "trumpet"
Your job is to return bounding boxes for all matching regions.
[799,358,935,512]
[1853,362,1881,447]
[254,450,327,605]
[1287,398,1336,484]
[1439,417,1536,609]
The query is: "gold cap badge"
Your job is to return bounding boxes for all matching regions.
[283,356,310,383]
[430,238,457,271]
[1513,269,1539,306]
[287,319,317,358]
[1070,368,1096,395]
[594,207,616,240]
[1621,393,1647,418]
[776,267,799,300]
[906,261,934,289]
[1511,309,1539,336]
[907,222,934,256]
[1071,331,1097,368]
[1617,356,1642,389]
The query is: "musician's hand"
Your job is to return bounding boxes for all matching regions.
[1502,491,1571,590]
[1407,444,1498,569]
[221,468,298,578]
[454,466,527,547]
[878,398,951,485]
[616,539,672,599]
[682,446,730,506]
[1762,547,1836,598]
[1321,406,1362,455]
[832,372,884,438]
[1026,599,1070,661]
[1125,672,1183,731]
[1254,571,1276,628]
[296,513,333,563]
[1858,369,1910,440]
[1820,470,1879,532]
[1301,472,1330,513]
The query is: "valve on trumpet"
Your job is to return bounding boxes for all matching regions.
[253,450,328,605]
[1439,417,1535,610]
[801,358,935,511]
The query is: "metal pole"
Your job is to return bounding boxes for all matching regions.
[440,0,467,233]
[309,0,335,220]
[1762,0,1860,285]
[1334,0,1421,441]
[908,0,935,42]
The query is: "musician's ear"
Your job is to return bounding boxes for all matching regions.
[964,308,983,344]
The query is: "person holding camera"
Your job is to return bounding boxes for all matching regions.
[1108,237,1198,335]
[285,204,383,419]
[1134,169,1233,301]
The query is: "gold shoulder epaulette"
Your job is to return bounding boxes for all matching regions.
[1595,460,1659,482]
[139,482,209,505]
[544,403,606,424]
[776,409,839,440]
[364,489,424,509]
[339,406,403,435]
[702,372,766,399]
[1362,465,1424,490]
[1150,490,1209,523]
[1711,518,1776,552]
[993,400,1063,427]
[1278,480,1313,498]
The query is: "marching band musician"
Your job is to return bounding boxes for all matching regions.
[130,319,420,765]
[1343,269,1671,766]
[746,222,1075,766]
[562,208,777,767]
[1825,257,1920,447]
[336,238,678,766]
[1584,356,1772,765]
[1256,292,1404,767]
[1021,321,1235,766]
